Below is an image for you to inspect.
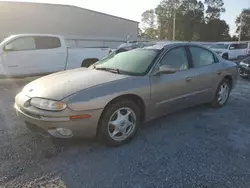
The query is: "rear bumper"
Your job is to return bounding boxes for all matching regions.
[15,103,103,139]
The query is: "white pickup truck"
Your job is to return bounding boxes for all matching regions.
[0,34,110,77]
[210,42,250,60]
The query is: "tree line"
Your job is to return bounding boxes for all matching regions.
[139,0,250,42]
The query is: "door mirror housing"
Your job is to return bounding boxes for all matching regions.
[4,44,13,51]
[153,65,177,76]
[229,46,235,50]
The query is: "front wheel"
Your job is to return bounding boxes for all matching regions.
[211,79,231,108]
[98,100,140,146]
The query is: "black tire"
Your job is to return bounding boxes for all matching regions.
[98,100,140,146]
[222,53,228,60]
[211,78,231,108]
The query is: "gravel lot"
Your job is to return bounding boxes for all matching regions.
[0,77,249,188]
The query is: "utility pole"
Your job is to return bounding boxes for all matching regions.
[239,14,243,42]
[173,12,176,40]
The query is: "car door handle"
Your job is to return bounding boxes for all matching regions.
[185,77,192,82]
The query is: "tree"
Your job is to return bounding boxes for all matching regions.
[138,28,144,39]
[141,9,158,39]
[141,9,155,29]
[204,0,225,21]
[231,35,238,41]
[201,19,230,41]
[155,0,183,39]
[176,0,205,41]
[235,9,250,40]
[154,0,206,41]
[201,0,229,41]
[140,0,230,41]
[142,28,159,39]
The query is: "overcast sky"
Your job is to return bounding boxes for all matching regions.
[3,0,250,35]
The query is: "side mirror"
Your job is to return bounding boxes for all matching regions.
[229,46,235,50]
[153,65,177,76]
[4,44,13,51]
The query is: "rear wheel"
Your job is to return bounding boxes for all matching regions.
[211,79,231,108]
[81,58,98,67]
[98,100,140,146]
[222,53,228,60]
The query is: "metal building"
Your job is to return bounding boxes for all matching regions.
[0,1,139,48]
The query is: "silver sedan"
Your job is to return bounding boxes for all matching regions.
[14,42,238,146]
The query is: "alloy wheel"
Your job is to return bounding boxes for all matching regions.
[108,107,136,141]
[217,82,230,105]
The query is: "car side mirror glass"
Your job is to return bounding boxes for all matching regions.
[4,44,13,51]
[153,65,177,76]
[229,46,235,50]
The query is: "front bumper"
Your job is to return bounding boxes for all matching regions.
[239,66,250,77]
[14,93,103,138]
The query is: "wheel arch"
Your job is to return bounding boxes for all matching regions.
[81,58,99,67]
[96,94,146,136]
[224,75,233,89]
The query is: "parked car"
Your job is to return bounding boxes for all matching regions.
[210,42,250,60]
[0,34,110,77]
[14,42,238,146]
[239,56,250,78]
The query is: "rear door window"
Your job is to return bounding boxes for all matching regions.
[237,43,248,49]
[230,43,248,50]
[35,36,61,49]
[189,46,215,68]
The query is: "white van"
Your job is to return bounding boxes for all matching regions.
[0,34,110,77]
[210,42,250,60]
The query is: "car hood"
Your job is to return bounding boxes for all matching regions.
[22,68,130,100]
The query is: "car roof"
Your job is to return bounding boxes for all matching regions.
[143,41,208,50]
[118,41,213,51]
[142,42,174,50]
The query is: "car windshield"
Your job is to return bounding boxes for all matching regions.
[210,44,229,49]
[94,49,160,75]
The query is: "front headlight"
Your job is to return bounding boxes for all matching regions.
[239,62,249,67]
[30,98,67,111]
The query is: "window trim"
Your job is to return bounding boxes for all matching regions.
[187,45,218,68]
[3,36,61,52]
[150,45,191,75]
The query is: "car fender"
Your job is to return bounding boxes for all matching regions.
[63,76,151,111]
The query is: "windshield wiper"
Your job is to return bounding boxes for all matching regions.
[94,67,121,74]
